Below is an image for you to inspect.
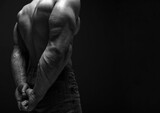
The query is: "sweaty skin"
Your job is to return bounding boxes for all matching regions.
[11,0,80,111]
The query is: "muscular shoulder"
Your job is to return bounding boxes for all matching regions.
[56,0,80,17]
[37,0,80,13]
[17,0,80,21]
[17,2,35,27]
[37,0,80,19]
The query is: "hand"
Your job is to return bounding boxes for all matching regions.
[15,83,29,111]
[20,88,39,111]
[18,88,35,111]
[26,88,38,111]
[16,88,37,111]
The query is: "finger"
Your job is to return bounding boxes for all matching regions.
[22,84,28,95]
[17,85,23,94]
[21,100,29,111]
[16,88,28,101]
[26,89,34,100]
[26,88,33,95]
[21,100,29,107]
[18,101,22,111]
[21,104,28,111]
[15,89,22,101]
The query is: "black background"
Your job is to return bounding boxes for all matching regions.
[1,0,160,113]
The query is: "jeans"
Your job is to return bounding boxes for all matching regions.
[29,64,82,113]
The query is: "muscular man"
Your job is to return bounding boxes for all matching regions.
[11,0,81,112]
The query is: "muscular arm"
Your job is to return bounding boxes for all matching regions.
[11,23,27,86]
[27,0,80,110]
[11,23,30,111]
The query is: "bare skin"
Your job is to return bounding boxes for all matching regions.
[11,0,80,111]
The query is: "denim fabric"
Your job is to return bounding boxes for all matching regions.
[29,64,82,113]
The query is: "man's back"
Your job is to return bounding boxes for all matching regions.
[17,0,79,86]
[12,0,81,112]
[18,0,59,71]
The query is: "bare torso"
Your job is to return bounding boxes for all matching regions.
[12,0,81,111]
[18,0,72,72]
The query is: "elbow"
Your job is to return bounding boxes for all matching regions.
[42,43,71,67]
[42,45,63,65]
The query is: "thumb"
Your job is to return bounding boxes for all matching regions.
[26,88,35,101]
[26,88,33,95]
[22,84,28,96]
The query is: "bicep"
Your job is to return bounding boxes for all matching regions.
[49,0,80,36]
[12,23,23,62]
[12,22,29,62]
[13,23,24,49]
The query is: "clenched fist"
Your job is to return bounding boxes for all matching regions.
[15,83,29,111]
[16,85,39,111]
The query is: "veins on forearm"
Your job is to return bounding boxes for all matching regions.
[11,48,26,86]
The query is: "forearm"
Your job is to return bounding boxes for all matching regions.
[33,40,72,100]
[11,46,27,86]
[26,46,71,111]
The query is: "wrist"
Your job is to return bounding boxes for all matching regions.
[16,81,26,87]
[33,81,50,102]
[16,76,27,86]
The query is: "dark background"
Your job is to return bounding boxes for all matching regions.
[1,0,160,113]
